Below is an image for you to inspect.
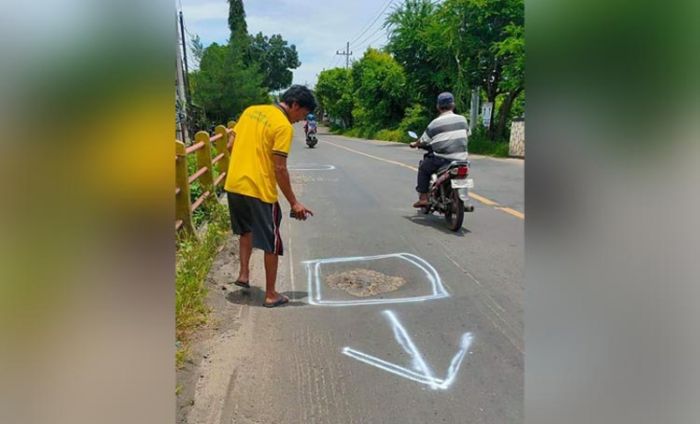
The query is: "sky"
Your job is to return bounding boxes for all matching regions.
[178,0,398,88]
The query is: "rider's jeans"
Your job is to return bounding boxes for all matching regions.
[416,154,450,193]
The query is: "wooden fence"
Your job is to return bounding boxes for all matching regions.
[175,121,236,236]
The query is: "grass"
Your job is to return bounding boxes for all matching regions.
[467,136,511,157]
[329,126,408,143]
[374,129,405,143]
[175,200,229,368]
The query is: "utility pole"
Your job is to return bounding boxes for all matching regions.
[178,10,190,102]
[336,41,352,69]
[469,87,480,134]
[176,13,189,143]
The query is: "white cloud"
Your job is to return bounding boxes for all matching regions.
[180,0,394,86]
[181,0,228,21]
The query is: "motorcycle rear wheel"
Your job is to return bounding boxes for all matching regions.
[444,189,465,231]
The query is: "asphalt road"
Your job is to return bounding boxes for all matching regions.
[189,125,523,424]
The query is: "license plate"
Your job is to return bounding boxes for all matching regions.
[451,178,474,189]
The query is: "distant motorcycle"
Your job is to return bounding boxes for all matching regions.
[408,131,474,231]
[305,120,318,148]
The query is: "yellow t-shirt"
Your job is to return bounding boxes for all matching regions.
[224,105,293,203]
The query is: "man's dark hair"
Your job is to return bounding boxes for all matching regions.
[280,85,317,112]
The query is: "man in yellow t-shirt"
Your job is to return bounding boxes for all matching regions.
[224,85,316,308]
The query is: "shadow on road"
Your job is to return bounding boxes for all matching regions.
[224,287,308,308]
[402,214,471,236]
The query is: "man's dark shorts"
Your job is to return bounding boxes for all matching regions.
[226,192,283,256]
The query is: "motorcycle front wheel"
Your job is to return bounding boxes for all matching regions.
[444,189,465,231]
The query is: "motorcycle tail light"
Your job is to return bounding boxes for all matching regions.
[451,166,469,178]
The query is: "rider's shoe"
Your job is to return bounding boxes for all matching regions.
[413,194,429,208]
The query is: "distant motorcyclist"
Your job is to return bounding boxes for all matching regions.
[410,92,469,208]
[304,113,317,136]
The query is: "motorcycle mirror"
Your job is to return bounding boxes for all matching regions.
[407,131,418,138]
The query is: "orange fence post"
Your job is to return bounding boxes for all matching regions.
[194,130,215,188]
[213,125,230,189]
[175,140,195,236]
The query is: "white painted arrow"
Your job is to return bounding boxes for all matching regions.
[342,310,473,390]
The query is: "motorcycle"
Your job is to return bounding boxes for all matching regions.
[305,121,318,148]
[408,131,474,231]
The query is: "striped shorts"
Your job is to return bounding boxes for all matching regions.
[226,192,283,255]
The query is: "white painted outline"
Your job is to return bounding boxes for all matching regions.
[287,219,296,301]
[342,310,473,390]
[288,164,336,171]
[302,253,449,306]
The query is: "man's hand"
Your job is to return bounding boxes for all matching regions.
[291,202,314,220]
[409,141,418,149]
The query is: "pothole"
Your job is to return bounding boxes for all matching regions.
[325,268,407,297]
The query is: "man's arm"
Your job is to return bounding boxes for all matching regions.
[417,128,432,146]
[273,154,313,220]
[411,131,432,148]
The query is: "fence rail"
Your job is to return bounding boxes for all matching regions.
[175,121,236,236]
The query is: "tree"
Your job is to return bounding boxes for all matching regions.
[315,68,354,128]
[350,49,408,132]
[493,23,524,140]
[189,34,205,66]
[249,32,301,91]
[435,0,524,140]
[386,0,524,140]
[385,0,445,110]
[192,43,267,124]
[227,0,248,44]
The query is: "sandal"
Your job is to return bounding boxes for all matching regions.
[263,295,289,308]
[233,280,250,289]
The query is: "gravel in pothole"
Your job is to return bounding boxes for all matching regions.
[325,268,407,297]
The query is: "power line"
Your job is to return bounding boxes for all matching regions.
[349,0,395,45]
[365,31,389,48]
[353,2,395,49]
[349,1,390,44]
[354,23,386,49]
[324,50,342,70]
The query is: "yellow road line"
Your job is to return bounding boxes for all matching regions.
[323,139,524,220]
[495,207,525,220]
[468,192,499,207]
[324,139,418,171]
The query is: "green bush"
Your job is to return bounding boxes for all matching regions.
[342,128,359,138]
[359,126,379,139]
[398,104,430,140]
[374,129,403,142]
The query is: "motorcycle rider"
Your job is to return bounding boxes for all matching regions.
[410,92,469,208]
[304,113,317,137]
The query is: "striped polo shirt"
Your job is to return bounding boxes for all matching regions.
[418,111,469,161]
